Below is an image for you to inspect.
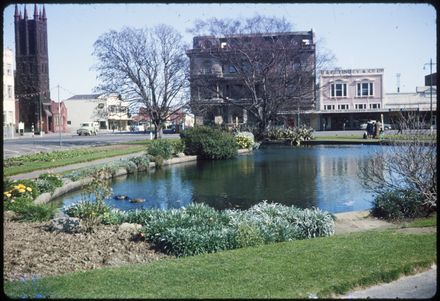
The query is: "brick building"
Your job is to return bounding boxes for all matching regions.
[14,4,51,133]
[186,31,316,127]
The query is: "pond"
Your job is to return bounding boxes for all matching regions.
[56,144,383,214]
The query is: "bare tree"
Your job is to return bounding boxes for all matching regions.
[93,25,189,138]
[188,15,334,139]
[359,112,437,212]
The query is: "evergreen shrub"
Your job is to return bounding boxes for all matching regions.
[180,126,238,160]
[370,189,427,220]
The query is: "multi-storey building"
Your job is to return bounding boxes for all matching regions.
[186,31,316,127]
[14,4,51,133]
[3,48,15,127]
[317,68,385,130]
[64,93,131,132]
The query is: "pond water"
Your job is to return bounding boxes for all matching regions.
[56,145,383,214]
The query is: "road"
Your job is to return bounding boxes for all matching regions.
[0,128,417,159]
[3,131,179,158]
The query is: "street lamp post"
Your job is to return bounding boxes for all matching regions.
[423,58,436,135]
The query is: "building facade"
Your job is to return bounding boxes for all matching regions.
[384,86,437,128]
[186,31,316,128]
[14,4,51,133]
[3,48,15,127]
[64,93,130,132]
[50,100,68,133]
[317,68,385,130]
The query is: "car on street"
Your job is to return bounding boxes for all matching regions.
[77,122,98,136]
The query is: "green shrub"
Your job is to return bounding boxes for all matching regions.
[234,223,265,248]
[235,135,254,149]
[227,201,335,243]
[170,140,185,155]
[265,126,314,145]
[35,173,64,194]
[147,139,174,160]
[151,155,165,168]
[181,126,237,160]
[3,180,39,211]
[370,189,426,220]
[64,200,111,219]
[13,202,58,222]
[123,160,138,174]
[129,156,150,172]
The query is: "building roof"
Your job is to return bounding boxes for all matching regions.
[66,94,102,100]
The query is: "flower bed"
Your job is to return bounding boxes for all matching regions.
[69,201,335,257]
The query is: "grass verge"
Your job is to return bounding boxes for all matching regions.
[4,229,436,299]
[399,213,437,228]
[3,145,146,176]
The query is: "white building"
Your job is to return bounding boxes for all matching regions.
[3,48,15,127]
[64,93,131,133]
[384,86,437,128]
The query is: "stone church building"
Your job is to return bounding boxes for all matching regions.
[14,4,52,133]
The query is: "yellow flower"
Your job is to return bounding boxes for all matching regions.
[6,193,12,198]
[18,188,26,193]
[18,184,26,189]
[26,187,32,192]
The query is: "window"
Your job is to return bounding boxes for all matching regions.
[324,105,335,110]
[369,103,381,109]
[6,64,12,76]
[201,61,211,74]
[357,82,374,97]
[228,65,237,73]
[67,121,71,125]
[355,104,367,109]
[292,58,301,71]
[331,82,347,97]
[338,104,349,110]
[7,85,12,98]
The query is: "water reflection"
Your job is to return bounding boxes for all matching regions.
[56,145,384,213]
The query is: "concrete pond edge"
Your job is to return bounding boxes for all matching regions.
[33,149,252,205]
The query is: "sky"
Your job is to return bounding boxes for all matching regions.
[2,2,437,101]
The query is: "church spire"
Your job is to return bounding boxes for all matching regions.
[14,4,20,21]
[42,5,47,21]
[33,3,39,18]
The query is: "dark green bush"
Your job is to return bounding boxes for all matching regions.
[147,139,174,160]
[370,189,426,220]
[180,126,237,160]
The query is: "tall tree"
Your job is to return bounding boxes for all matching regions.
[188,15,333,138]
[93,25,189,138]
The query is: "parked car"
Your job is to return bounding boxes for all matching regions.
[383,123,392,130]
[77,122,98,136]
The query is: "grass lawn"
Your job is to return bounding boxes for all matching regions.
[3,144,146,176]
[4,229,436,299]
[399,213,437,228]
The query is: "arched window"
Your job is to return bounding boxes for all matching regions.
[357,81,374,97]
[330,81,347,97]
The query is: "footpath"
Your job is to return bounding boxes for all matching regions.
[8,152,437,299]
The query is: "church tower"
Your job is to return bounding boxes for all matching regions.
[14,4,51,133]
